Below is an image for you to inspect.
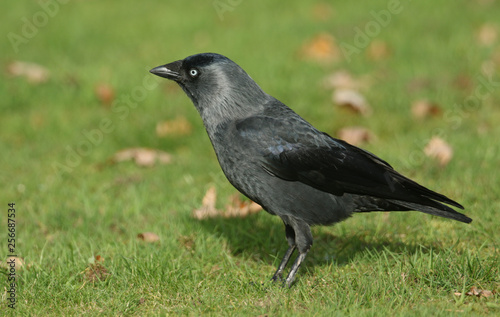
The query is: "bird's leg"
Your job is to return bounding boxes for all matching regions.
[285,250,309,287]
[284,219,313,288]
[272,245,296,282]
[271,224,296,282]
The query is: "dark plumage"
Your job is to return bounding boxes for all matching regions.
[150,53,471,287]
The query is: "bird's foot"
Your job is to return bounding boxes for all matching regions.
[271,272,283,283]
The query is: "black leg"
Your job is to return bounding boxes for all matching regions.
[270,219,313,287]
[283,218,313,287]
[285,250,309,287]
[271,223,296,282]
[271,245,296,282]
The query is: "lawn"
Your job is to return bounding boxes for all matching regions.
[1,0,500,315]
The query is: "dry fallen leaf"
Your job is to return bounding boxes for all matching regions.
[192,186,262,220]
[225,194,263,218]
[465,286,495,298]
[192,186,219,220]
[300,33,340,63]
[323,70,370,91]
[337,126,374,146]
[424,137,453,166]
[7,61,50,83]
[83,263,109,283]
[156,117,192,137]
[324,71,355,90]
[137,232,160,243]
[2,256,25,271]
[366,40,391,61]
[411,100,442,119]
[333,89,372,116]
[476,23,498,46]
[87,254,105,264]
[95,83,115,107]
[111,148,172,167]
[81,255,109,283]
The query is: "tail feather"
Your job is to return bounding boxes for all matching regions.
[391,200,472,223]
[395,173,464,210]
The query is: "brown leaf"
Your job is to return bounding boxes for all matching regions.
[224,194,262,218]
[156,117,192,137]
[333,89,372,116]
[83,262,109,283]
[81,255,109,283]
[137,232,160,243]
[2,256,25,271]
[366,40,391,61]
[465,286,495,298]
[95,83,115,107]
[337,126,374,146]
[248,201,263,213]
[424,137,453,166]
[7,61,50,83]
[323,70,370,90]
[300,33,340,63]
[192,186,219,220]
[111,148,172,167]
[192,186,262,220]
[411,100,442,119]
[480,290,494,298]
[476,23,497,46]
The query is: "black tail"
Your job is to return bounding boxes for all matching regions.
[390,199,472,223]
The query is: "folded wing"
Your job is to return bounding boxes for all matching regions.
[236,115,471,223]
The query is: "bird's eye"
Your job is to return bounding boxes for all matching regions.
[189,68,199,78]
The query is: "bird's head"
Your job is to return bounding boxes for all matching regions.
[150,53,269,127]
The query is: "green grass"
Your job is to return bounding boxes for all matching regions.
[2,0,500,315]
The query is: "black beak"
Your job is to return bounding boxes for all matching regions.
[149,60,182,81]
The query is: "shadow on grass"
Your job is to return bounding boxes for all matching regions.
[191,212,452,273]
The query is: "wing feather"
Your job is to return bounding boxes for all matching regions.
[236,116,464,210]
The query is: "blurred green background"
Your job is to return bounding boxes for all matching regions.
[1,0,500,315]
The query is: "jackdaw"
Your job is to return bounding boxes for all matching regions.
[150,53,471,287]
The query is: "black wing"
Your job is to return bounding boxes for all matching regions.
[236,115,465,213]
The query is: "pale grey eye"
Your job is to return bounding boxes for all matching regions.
[189,69,199,77]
